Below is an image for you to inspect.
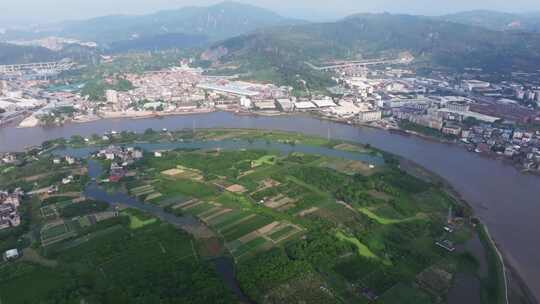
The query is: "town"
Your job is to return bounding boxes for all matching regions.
[1,54,540,173]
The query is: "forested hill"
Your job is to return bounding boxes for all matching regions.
[210,13,540,73]
[440,10,540,33]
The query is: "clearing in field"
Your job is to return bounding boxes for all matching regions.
[226,184,247,193]
[333,143,369,153]
[124,211,157,229]
[321,159,377,176]
[161,166,203,181]
[296,207,320,217]
[264,194,296,210]
[358,207,425,225]
[251,155,277,168]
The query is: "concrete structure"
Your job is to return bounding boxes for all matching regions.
[254,101,277,110]
[106,90,119,104]
[197,83,260,97]
[276,99,293,112]
[462,80,490,92]
[294,101,316,110]
[438,108,499,123]
[312,98,337,108]
[357,110,382,122]
[240,97,252,109]
[3,249,19,260]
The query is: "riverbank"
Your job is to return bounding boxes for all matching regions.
[14,109,534,175]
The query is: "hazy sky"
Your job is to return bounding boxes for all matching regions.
[1,0,540,26]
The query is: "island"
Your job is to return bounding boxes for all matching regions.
[0,128,510,303]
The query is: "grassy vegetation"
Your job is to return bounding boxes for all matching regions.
[477,225,506,304]
[124,210,158,229]
[357,207,424,225]
[336,230,379,260]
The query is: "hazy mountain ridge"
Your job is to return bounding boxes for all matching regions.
[210,13,540,72]
[0,1,304,44]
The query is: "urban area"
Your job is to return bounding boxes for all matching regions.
[1,53,540,174]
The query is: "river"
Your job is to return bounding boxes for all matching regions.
[1,112,539,301]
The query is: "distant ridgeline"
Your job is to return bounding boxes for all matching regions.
[209,13,540,74]
[2,3,540,76]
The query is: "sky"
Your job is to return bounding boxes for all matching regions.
[1,0,540,27]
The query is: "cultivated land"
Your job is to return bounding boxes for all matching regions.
[0,129,506,304]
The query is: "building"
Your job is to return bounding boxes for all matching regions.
[312,97,337,108]
[437,108,499,123]
[447,101,470,112]
[3,249,19,261]
[357,110,382,122]
[462,80,490,92]
[294,101,316,111]
[442,125,462,136]
[106,90,119,104]
[240,97,252,109]
[0,80,7,96]
[254,101,277,111]
[276,99,294,112]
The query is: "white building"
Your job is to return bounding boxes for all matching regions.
[3,249,19,260]
[276,99,294,112]
[240,97,252,109]
[357,110,382,122]
[106,90,120,109]
[294,101,316,111]
[312,97,337,108]
[462,80,490,92]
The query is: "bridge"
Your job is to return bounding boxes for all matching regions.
[306,56,414,72]
[0,59,75,78]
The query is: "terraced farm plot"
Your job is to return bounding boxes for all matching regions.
[208,210,247,228]
[40,205,59,220]
[264,194,296,209]
[231,237,271,260]
[41,221,77,246]
[154,195,189,207]
[130,184,156,197]
[200,208,232,223]
[268,226,297,242]
[221,215,274,242]
[184,202,216,217]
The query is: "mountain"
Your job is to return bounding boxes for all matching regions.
[440,10,540,32]
[1,2,303,45]
[208,13,540,79]
[108,33,208,53]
